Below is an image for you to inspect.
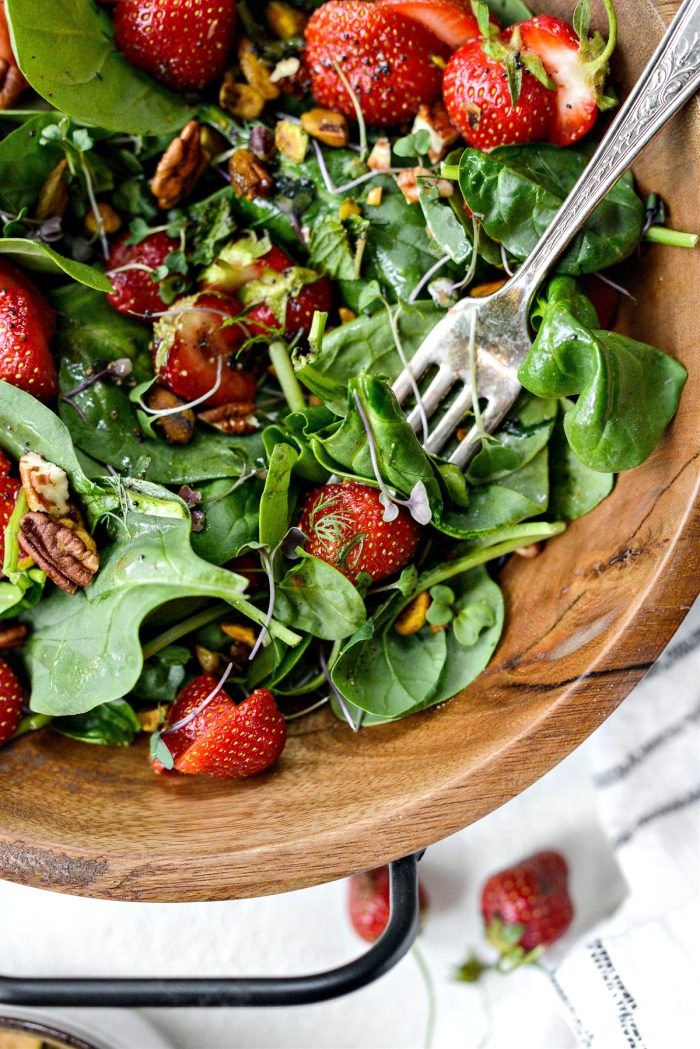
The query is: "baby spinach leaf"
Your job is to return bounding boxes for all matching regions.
[548,404,614,519]
[6,0,192,135]
[262,406,334,482]
[0,239,111,291]
[418,182,471,264]
[53,285,264,483]
[52,698,141,746]
[519,300,687,471]
[22,483,301,716]
[485,0,534,24]
[274,551,367,641]
[466,391,557,484]
[439,448,550,538]
[457,145,645,273]
[259,442,298,550]
[132,644,190,703]
[0,112,65,213]
[190,476,264,565]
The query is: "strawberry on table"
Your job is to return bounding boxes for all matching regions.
[377,0,485,49]
[0,260,57,402]
[304,0,451,127]
[107,230,181,320]
[349,864,429,943]
[0,657,23,746]
[152,291,257,408]
[298,482,422,585]
[113,0,237,92]
[482,849,574,955]
[153,673,287,779]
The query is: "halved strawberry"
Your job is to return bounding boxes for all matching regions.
[504,13,616,146]
[377,0,486,48]
[152,291,256,408]
[107,231,181,320]
[0,656,23,746]
[0,261,57,402]
[304,0,451,127]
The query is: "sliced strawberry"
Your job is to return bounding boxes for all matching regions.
[0,656,23,746]
[349,865,429,943]
[155,673,287,779]
[298,482,422,585]
[0,451,13,477]
[443,39,556,150]
[113,0,237,92]
[152,291,257,409]
[0,475,19,570]
[505,14,614,146]
[0,262,57,402]
[377,0,485,48]
[482,849,574,953]
[304,0,451,127]
[107,231,181,320]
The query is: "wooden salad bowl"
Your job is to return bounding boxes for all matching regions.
[0,0,697,904]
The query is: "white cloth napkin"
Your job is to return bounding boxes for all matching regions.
[0,603,697,1049]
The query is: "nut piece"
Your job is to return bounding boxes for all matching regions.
[18,512,100,594]
[239,36,280,101]
[228,148,274,200]
[249,124,276,161]
[339,199,361,221]
[396,167,453,205]
[144,386,196,445]
[366,186,383,207]
[339,307,356,325]
[219,80,265,120]
[394,591,431,636]
[196,644,225,675]
[515,542,543,559]
[265,1,308,39]
[470,279,508,299]
[412,101,460,163]
[275,119,309,163]
[367,137,391,171]
[85,202,121,235]
[198,401,258,435]
[137,709,161,733]
[220,622,257,647]
[19,453,70,517]
[151,120,208,210]
[270,56,301,84]
[0,623,28,649]
[301,108,348,148]
[35,159,69,221]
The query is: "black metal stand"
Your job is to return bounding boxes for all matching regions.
[0,853,422,1007]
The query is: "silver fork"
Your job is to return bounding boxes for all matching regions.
[393,0,700,468]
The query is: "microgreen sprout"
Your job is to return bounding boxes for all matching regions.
[135,356,223,417]
[284,696,330,721]
[500,243,515,277]
[248,549,276,662]
[330,57,368,160]
[61,358,133,421]
[408,254,451,304]
[320,649,361,732]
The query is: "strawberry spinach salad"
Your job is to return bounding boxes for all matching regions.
[0,0,692,777]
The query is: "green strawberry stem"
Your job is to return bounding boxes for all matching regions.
[440,164,460,181]
[644,226,699,249]
[269,340,307,413]
[583,0,618,74]
[13,713,52,738]
[411,943,437,1049]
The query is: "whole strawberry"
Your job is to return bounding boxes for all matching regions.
[0,474,20,569]
[0,261,57,402]
[0,657,23,746]
[349,865,429,943]
[113,0,237,92]
[298,482,422,584]
[304,0,451,127]
[152,291,257,408]
[443,39,556,149]
[153,673,287,778]
[377,0,484,48]
[107,231,181,320]
[482,850,574,955]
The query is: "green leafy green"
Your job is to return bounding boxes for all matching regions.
[274,552,367,641]
[548,404,614,519]
[190,476,264,565]
[457,144,645,273]
[0,239,111,291]
[418,182,471,265]
[259,442,298,551]
[485,0,534,25]
[52,698,141,746]
[0,112,65,214]
[262,406,334,483]
[132,645,190,703]
[440,449,550,538]
[6,0,192,134]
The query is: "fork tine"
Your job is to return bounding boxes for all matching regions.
[391,341,440,405]
[405,366,454,432]
[423,385,474,456]
[449,401,504,468]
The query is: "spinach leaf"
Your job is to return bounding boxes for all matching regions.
[297,302,442,415]
[548,404,614,519]
[52,698,141,746]
[132,644,190,703]
[262,406,334,482]
[191,476,264,565]
[246,633,314,692]
[21,483,301,716]
[519,300,687,471]
[0,112,64,213]
[439,449,549,538]
[457,145,645,273]
[259,442,298,550]
[418,183,471,264]
[6,0,192,135]
[485,0,533,24]
[0,239,111,291]
[466,391,557,484]
[274,551,367,641]
[53,285,264,483]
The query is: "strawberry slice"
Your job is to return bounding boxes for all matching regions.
[152,291,256,408]
[376,0,485,48]
[304,0,451,127]
[0,656,23,746]
[0,261,57,402]
[107,231,181,320]
[154,674,287,779]
[505,13,616,146]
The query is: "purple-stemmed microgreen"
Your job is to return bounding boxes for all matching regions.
[149,661,234,769]
[320,649,361,732]
[248,548,276,662]
[352,390,433,526]
[593,270,636,301]
[134,356,223,417]
[61,358,134,422]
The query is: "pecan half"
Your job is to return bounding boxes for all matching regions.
[19,453,70,517]
[151,120,208,210]
[198,401,258,435]
[18,513,100,594]
[144,385,196,445]
[0,623,27,649]
[228,148,274,200]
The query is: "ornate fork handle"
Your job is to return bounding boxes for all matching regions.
[513,0,700,299]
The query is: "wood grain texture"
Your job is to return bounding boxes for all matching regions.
[0,0,698,902]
